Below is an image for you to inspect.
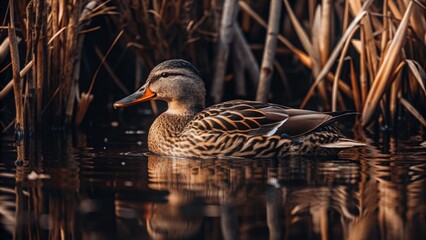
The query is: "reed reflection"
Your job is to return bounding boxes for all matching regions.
[1,132,87,240]
[0,134,425,240]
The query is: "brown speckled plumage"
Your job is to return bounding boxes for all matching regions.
[114,59,364,158]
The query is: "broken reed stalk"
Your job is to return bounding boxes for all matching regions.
[256,0,282,103]
[211,0,239,103]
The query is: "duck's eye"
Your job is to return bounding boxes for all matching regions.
[160,72,169,78]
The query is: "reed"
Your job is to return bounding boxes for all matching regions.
[1,0,424,135]
[1,0,111,135]
[281,0,425,128]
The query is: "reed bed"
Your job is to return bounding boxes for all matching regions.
[1,0,425,136]
[0,0,111,135]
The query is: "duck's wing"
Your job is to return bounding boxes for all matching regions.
[184,100,289,136]
[183,100,356,138]
[278,109,357,137]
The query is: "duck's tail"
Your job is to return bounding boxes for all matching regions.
[320,138,366,149]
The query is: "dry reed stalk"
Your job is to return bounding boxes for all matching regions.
[211,0,239,103]
[317,0,333,106]
[348,58,361,112]
[8,0,23,134]
[241,0,251,31]
[359,27,368,108]
[0,38,10,63]
[256,0,282,102]
[389,67,402,120]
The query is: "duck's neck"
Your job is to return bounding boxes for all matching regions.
[147,101,202,155]
[167,101,204,115]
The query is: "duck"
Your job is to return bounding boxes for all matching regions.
[113,59,364,158]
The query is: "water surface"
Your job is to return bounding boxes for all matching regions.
[0,127,425,240]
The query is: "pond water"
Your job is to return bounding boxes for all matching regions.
[0,125,425,240]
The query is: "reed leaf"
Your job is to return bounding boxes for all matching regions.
[399,97,426,127]
[405,59,426,95]
[283,0,314,56]
[332,26,359,111]
[361,1,414,127]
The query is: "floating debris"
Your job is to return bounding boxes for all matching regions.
[27,171,50,180]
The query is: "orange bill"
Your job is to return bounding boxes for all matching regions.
[113,86,156,109]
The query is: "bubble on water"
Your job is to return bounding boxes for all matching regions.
[103,138,108,143]
[121,162,126,166]
[137,141,143,145]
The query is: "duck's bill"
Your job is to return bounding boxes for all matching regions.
[113,87,156,109]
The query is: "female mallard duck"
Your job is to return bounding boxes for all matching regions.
[114,59,364,158]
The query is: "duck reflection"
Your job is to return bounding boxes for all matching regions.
[143,155,289,239]
[119,151,425,240]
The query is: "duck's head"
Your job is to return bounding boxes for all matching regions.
[113,59,205,114]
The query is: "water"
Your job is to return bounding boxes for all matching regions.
[0,127,425,240]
